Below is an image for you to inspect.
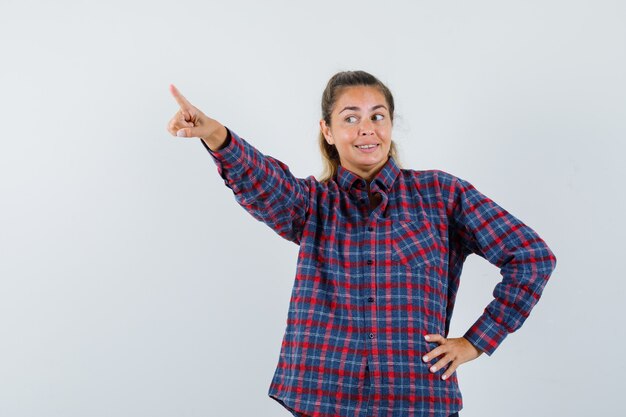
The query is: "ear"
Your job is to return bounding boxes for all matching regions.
[319,119,334,145]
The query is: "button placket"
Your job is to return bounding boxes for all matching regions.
[365,220,377,344]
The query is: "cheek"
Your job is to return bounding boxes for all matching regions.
[336,129,357,143]
[376,128,392,141]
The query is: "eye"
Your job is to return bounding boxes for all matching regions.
[372,114,385,121]
[345,115,357,123]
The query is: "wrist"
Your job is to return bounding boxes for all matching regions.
[202,124,228,151]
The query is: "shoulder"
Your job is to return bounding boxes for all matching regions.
[397,169,478,217]
[398,168,467,190]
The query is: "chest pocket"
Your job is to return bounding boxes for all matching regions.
[391,216,440,269]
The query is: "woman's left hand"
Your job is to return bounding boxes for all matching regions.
[422,334,483,380]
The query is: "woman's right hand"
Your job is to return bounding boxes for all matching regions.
[166,84,227,148]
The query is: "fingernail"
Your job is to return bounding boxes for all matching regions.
[176,130,185,137]
[423,355,428,361]
[442,375,447,380]
[424,335,430,340]
[430,366,437,372]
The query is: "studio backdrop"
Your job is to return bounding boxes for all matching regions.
[1,1,624,416]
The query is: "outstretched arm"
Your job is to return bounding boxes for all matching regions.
[166,84,311,245]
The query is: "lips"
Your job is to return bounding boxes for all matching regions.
[355,144,379,153]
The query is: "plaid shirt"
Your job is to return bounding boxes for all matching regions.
[201,128,557,417]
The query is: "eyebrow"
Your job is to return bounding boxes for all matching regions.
[338,104,388,114]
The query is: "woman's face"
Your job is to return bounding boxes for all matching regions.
[320,85,393,182]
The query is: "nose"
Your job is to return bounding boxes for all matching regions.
[359,119,374,135]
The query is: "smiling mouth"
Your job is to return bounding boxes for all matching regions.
[355,144,379,149]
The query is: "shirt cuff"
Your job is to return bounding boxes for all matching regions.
[200,126,252,194]
[200,126,246,167]
[463,311,509,356]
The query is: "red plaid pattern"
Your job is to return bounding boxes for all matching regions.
[201,128,557,417]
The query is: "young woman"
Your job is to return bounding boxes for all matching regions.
[166,71,557,417]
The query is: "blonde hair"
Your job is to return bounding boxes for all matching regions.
[317,70,402,183]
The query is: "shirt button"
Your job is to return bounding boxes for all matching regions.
[367,259,373,265]
[367,296,374,302]
[369,333,375,339]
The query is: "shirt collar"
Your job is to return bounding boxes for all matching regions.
[335,156,401,193]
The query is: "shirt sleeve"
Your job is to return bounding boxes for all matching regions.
[436,170,557,356]
[200,127,311,245]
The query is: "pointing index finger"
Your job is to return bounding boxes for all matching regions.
[169,84,193,109]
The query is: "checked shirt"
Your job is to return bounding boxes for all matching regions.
[200,127,557,417]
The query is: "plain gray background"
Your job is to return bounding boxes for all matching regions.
[1,1,624,416]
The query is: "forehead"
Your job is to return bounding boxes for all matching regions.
[334,85,387,110]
